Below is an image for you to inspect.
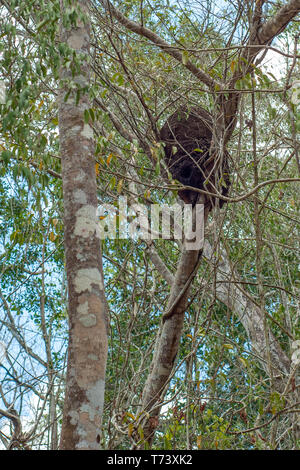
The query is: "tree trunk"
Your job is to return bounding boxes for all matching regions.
[139,203,208,447]
[58,0,109,450]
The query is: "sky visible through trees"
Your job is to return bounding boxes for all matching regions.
[0,0,300,451]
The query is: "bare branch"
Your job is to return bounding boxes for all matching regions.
[258,0,300,45]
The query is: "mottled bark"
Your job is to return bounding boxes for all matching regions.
[58,0,108,450]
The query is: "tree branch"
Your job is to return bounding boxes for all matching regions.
[97,0,222,90]
[258,0,300,45]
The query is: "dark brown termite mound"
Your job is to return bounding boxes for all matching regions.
[160,106,231,209]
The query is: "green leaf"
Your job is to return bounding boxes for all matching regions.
[238,357,248,368]
[84,109,90,123]
[0,150,12,164]
[182,50,189,65]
